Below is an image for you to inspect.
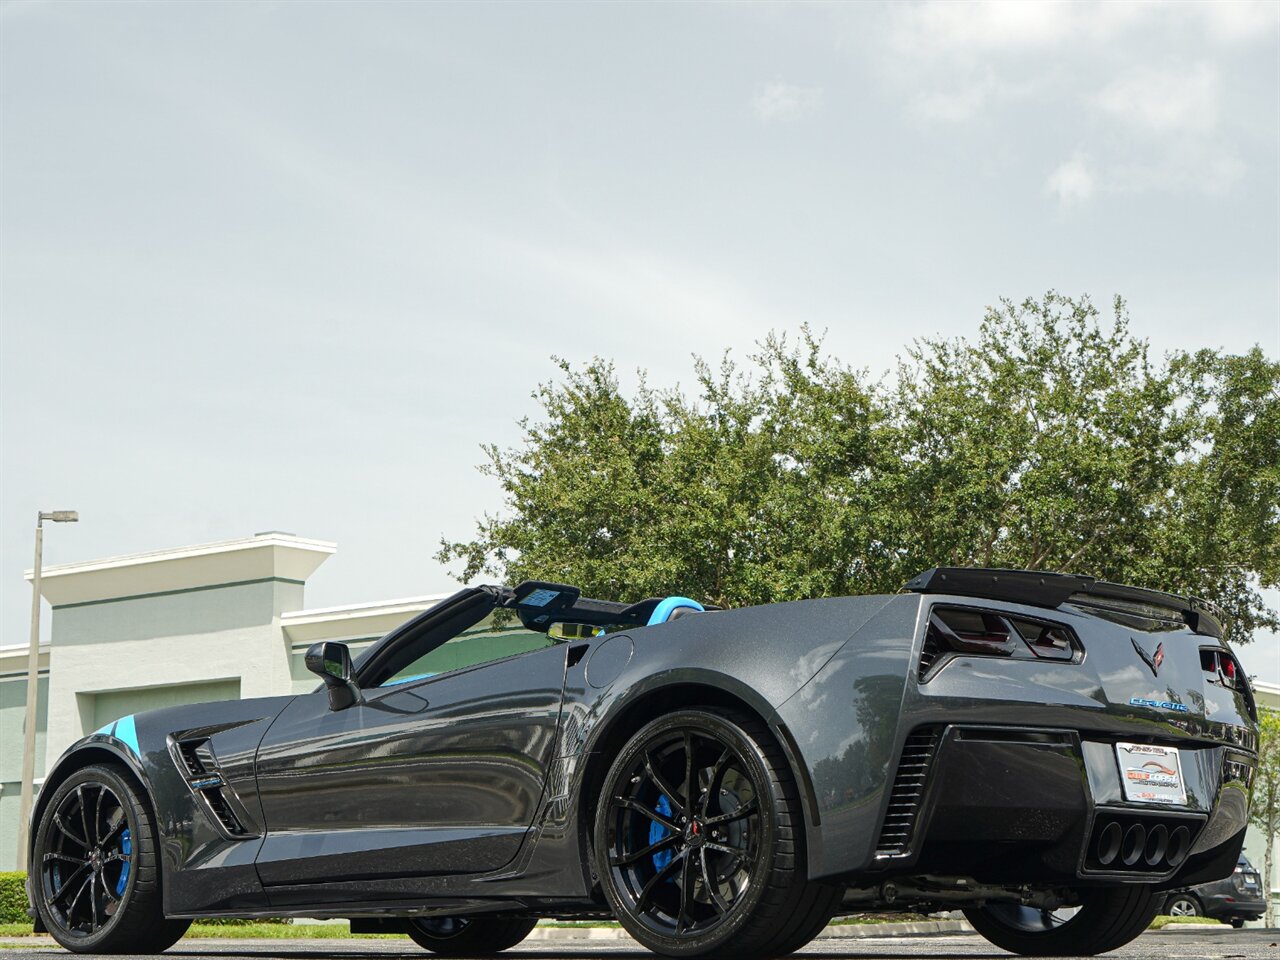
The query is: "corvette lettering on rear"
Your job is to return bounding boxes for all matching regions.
[1128,696,1190,713]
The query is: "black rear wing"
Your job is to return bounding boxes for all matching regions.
[903,567,1224,639]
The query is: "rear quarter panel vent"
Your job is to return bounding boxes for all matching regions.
[875,728,941,857]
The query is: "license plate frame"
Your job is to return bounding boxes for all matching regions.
[1115,742,1187,805]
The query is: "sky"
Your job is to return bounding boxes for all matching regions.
[2,1,1278,680]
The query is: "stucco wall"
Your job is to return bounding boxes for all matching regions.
[0,672,47,871]
[43,579,303,764]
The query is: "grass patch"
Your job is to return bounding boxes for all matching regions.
[187,923,400,939]
[0,913,948,941]
[831,914,932,925]
[0,921,402,940]
[1148,915,1219,929]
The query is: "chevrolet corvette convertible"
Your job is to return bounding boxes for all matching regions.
[26,568,1258,958]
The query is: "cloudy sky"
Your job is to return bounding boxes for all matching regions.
[2,1,1278,678]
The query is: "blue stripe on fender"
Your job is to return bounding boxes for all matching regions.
[112,715,140,757]
[647,597,705,626]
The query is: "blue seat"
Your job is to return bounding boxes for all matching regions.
[647,596,705,625]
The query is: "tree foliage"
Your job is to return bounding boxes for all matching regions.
[439,293,1279,639]
[1251,708,1280,927]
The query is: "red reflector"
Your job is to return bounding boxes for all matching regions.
[1222,657,1236,680]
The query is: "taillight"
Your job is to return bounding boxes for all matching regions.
[1202,648,1257,720]
[1202,648,1241,689]
[920,607,1081,680]
[929,609,1017,656]
[1009,617,1077,661]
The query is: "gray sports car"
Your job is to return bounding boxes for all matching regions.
[27,568,1257,958]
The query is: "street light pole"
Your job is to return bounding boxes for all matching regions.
[15,510,77,870]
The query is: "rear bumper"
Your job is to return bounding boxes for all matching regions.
[1197,891,1266,920]
[815,721,1252,885]
[777,592,1257,884]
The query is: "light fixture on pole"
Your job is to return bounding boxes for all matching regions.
[15,510,78,868]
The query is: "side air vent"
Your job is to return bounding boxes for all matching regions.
[875,728,940,857]
[177,740,206,776]
[172,736,254,838]
[203,788,248,835]
[917,628,945,680]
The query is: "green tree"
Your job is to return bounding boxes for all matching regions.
[1252,708,1280,928]
[439,293,1279,638]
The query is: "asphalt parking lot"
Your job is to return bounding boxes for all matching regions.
[0,929,1276,960]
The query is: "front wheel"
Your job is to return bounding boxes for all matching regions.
[405,917,537,955]
[594,708,840,959]
[963,886,1158,956]
[32,764,190,954]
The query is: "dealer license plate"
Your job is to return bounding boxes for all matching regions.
[1115,743,1187,805]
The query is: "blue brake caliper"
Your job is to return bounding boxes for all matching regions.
[650,795,674,873]
[115,828,132,896]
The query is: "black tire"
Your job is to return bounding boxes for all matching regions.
[1230,918,1245,929]
[31,763,190,954]
[1163,893,1202,918]
[405,917,537,955]
[593,708,840,959]
[963,886,1159,956]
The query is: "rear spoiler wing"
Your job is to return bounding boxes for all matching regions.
[903,567,1224,639]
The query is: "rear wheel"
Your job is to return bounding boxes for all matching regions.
[405,917,537,955]
[1163,893,1201,917]
[963,886,1158,956]
[594,708,840,959]
[32,764,190,954]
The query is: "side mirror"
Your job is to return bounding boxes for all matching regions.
[305,641,362,711]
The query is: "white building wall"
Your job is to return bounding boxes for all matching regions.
[44,579,301,755]
[0,646,48,871]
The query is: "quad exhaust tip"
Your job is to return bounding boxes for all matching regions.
[1095,820,1190,870]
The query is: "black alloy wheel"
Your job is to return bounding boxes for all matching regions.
[406,916,537,955]
[963,886,1159,956]
[33,764,189,954]
[595,708,840,959]
[40,781,132,936]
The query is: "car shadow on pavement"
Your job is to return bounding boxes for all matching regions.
[159,953,1005,960]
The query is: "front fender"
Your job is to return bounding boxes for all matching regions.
[26,731,156,920]
[31,728,154,859]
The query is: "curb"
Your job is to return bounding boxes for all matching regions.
[527,927,631,941]
[1152,923,1251,933]
[525,920,974,941]
[817,920,973,938]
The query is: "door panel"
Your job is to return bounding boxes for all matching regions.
[253,643,567,885]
